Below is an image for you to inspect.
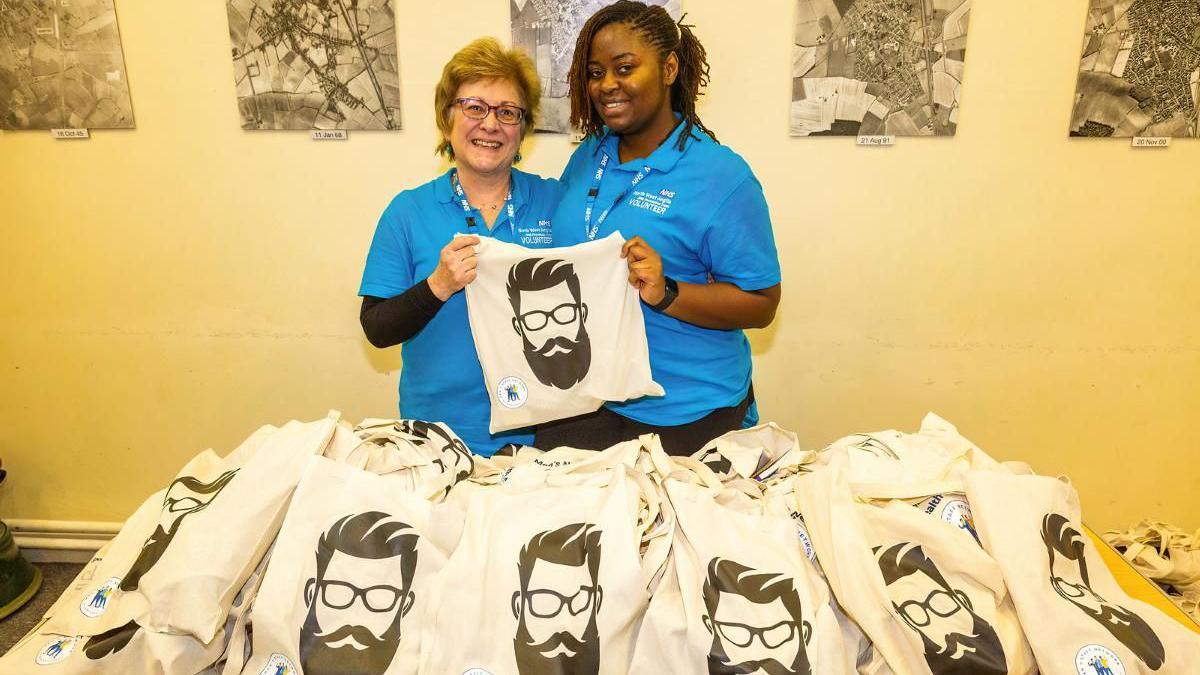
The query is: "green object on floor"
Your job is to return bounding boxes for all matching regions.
[0,521,41,620]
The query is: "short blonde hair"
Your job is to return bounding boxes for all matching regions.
[434,38,541,158]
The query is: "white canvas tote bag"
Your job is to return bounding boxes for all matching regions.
[796,457,1036,675]
[420,464,647,675]
[31,422,289,641]
[693,422,806,482]
[0,543,274,674]
[656,478,852,674]
[464,232,663,433]
[965,470,1200,674]
[129,415,352,643]
[239,456,459,675]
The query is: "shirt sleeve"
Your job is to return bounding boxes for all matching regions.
[558,139,593,188]
[698,175,782,291]
[358,197,414,298]
[359,282,445,348]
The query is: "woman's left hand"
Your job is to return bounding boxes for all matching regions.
[621,235,666,306]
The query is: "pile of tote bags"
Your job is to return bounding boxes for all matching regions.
[2,411,1198,674]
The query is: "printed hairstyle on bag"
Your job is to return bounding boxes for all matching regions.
[83,621,139,661]
[434,37,541,158]
[1041,513,1091,585]
[314,512,419,590]
[517,522,602,591]
[701,557,806,622]
[568,0,716,149]
[876,541,958,591]
[169,470,239,496]
[506,258,583,314]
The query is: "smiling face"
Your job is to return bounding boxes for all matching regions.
[446,78,524,179]
[585,22,677,139]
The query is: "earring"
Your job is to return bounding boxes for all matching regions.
[514,152,522,163]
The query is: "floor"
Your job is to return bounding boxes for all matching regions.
[0,563,82,656]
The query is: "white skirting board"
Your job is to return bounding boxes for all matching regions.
[7,519,121,563]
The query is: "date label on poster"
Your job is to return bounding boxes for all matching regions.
[52,128,90,139]
[857,135,894,146]
[1131,137,1170,148]
[311,130,348,141]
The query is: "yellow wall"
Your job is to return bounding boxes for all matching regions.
[1,0,1196,531]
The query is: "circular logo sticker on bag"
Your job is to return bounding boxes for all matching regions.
[940,499,981,542]
[79,577,121,618]
[36,637,79,665]
[796,523,817,563]
[497,376,528,409]
[1075,644,1125,675]
[259,653,297,675]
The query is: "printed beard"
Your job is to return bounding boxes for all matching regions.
[513,615,601,675]
[299,606,404,675]
[1091,603,1165,669]
[120,524,175,591]
[706,652,809,675]
[920,612,1008,675]
[522,325,592,390]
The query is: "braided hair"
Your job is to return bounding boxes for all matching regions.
[568,1,716,150]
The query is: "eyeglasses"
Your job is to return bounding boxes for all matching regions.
[896,588,969,627]
[711,619,805,649]
[519,303,582,331]
[524,585,597,618]
[317,579,404,613]
[451,97,525,125]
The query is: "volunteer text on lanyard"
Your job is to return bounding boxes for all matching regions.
[584,151,652,242]
[452,169,517,239]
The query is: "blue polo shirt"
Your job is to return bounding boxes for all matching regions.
[551,124,780,426]
[359,168,560,456]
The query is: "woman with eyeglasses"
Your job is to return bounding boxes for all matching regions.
[535,1,782,456]
[358,38,561,457]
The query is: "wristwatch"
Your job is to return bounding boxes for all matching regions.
[648,276,679,313]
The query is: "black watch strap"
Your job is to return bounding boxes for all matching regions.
[648,276,679,313]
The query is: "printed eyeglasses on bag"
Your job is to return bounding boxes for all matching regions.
[518,303,584,331]
[525,585,598,618]
[451,97,526,125]
[315,579,405,613]
[895,587,971,627]
[1052,575,1107,604]
[711,619,809,649]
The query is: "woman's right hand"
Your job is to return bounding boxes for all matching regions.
[427,235,481,301]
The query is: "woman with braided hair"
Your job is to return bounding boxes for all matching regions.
[536,1,782,456]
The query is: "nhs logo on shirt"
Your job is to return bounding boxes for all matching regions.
[627,188,674,215]
[518,220,552,246]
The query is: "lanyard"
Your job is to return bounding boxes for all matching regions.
[451,169,516,239]
[583,151,652,241]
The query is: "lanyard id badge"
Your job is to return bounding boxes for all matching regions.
[452,169,517,239]
[583,151,651,241]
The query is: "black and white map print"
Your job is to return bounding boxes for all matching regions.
[511,0,681,132]
[225,0,401,130]
[0,0,134,130]
[1069,0,1199,137]
[790,0,971,136]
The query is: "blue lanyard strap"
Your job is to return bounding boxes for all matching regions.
[451,169,516,239]
[584,151,651,241]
